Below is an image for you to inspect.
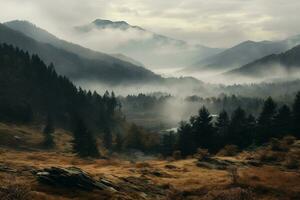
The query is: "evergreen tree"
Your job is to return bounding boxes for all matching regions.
[246,114,257,145]
[190,106,214,151]
[177,121,195,156]
[42,114,55,148]
[257,97,277,143]
[228,107,250,148]
[161,132,176,157]
[215,110,230,148]
[103,128,113,150]
[292,92,300,138]
[274,105,292,138]
[126,124,144,151]
[72,118,100,158]
[115,132,123,152]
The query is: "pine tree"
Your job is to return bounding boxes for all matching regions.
[103,128,112,150]
[246,114,257,145]
[257,97,277,144]
[115,132,123,152]
[177,121,195,156]
[43,114,55,148]
[126,124,144,151]
[161,132,176,157]
[191,106,214,151]
[215,110,230,148]
[292,92,300,138]
[274,105,292,138]
[228,107,250,148]
[72,118,100,158]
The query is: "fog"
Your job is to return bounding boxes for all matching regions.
[66,24,216,70]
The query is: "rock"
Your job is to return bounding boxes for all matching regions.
[165,164,177,170]
[35,167,117,192]
[0,164,17,173]
[247,160,263,167]
[139,168,173,178]
[197,158,233,170]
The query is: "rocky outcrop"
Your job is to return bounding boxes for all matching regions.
[35,167,117,192]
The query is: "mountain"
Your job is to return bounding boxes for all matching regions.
[225,44,300,79]
[110,53,144,67]
[0,43,117,130]
[75,19,145,32]
[5,20,144,67]
[0,21,161,84]
[73,19,223,69]
[185,36,300,73]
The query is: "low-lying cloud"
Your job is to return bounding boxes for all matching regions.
[1,0,300,48]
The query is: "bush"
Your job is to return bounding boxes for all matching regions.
[270,138,288,152]
[194,148,209,160]
[172,151,181,160]
[217,145,239,156]
[283,135,296,145]
[257,150,285,163]
[283,152,299,169]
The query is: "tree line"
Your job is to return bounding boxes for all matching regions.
[161,93,300,157]
[0,43,119,129]
[0,43,160,158]
[0,44,123,157]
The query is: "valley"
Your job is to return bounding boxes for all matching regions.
[1,1,300,199]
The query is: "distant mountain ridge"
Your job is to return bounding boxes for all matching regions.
[225,44,300,78]
[76,19,145,32]
[4,20,144,67]
[73,19,223,68]
[0,21,161,84]
[1,20,206,93]
[185,36,300,73]
[76,19,185,46]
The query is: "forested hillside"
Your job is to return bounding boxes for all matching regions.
[0,23,161,84]
[161,95,300,157]
[0,43,118,131]
[226,44,300,78]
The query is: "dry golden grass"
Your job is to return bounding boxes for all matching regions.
[0,122,299,199]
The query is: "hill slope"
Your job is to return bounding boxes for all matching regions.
[225,45,300,78]
[0,22,161,84]
[73,19,222,68]
[0,43,118,130]
[186,36,300,73]
[5,20,144,67]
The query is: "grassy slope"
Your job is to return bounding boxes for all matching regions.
[0,123,299,199]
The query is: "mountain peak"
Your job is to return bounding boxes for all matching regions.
[93,19,129,26]
[5,20,37,28]
[89,19,140,31]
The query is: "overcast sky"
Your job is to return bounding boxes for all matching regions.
[0,0,299,47]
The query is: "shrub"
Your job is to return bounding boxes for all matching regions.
[217,145,239,156]
[283,152,299,169]
[172,151,181,160]
[270,138,288,152]
[257,150,285,163]
[283,135,296,145]
[194,148,210,160]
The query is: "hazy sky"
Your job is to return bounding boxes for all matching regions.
[0,0,299,47]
